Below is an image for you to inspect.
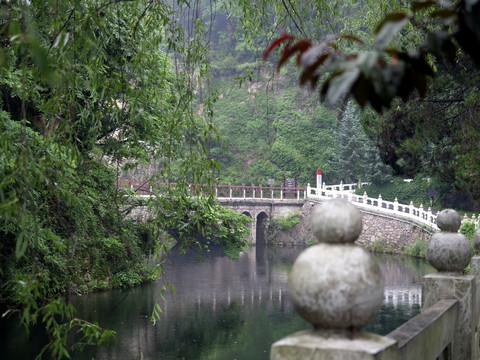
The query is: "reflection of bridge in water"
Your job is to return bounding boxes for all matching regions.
[383,285,422,308]
[162,247,427,315]
[165,283,423,315]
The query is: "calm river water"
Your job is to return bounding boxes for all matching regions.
[2,245,435,360]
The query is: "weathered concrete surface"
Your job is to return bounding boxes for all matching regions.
[289,244,384,329]
[311,200,362,243]
[426,232,472,272]
[470,256,480,360]
[288,201,384,330]
[387,299,458,360]
[436,209,461,232]
[270,330,398,360]
[218,198,305,219]
[473,230,480,254]
[422,274,476,360]
[426,209,471,272]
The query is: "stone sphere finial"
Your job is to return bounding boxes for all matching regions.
[436,209,461,232]
[288,199,384,330]
[426,209,472,272]
[473,229,480,254]
[312,199,362,243]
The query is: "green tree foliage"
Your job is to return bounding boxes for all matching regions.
[330,102,392,184]
[208,84,338,186]
[356,176,441,208]
[263,0,480,209]
[0,0,251,358]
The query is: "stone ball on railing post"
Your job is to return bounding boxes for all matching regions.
[426,209,472,273]
[288,199,384,330]
[473,229,480,254]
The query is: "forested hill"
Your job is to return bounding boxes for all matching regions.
[201,6,391,187]
[200,1,480,211]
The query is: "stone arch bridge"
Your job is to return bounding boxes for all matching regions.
[217,183,438,247]
[121,181,439,247]
[217,198,305,245]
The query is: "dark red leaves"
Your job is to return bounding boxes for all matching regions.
[262,33,295,61]
[278,39,312,69]
[299,53,329,87]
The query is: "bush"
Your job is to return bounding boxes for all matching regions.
[355,176,438,208]
[271,211,301,231]
[407,239,427,258]
[460,220,477,256]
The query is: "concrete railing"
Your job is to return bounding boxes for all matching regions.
[387,299,458,359]
[306,184,438,231]
[117,180,307,200]
[270,202,480,360]
[119,179,477,233]
[323,181,370,191]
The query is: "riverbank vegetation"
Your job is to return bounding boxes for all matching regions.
[0,1,250,357]
[3,0,480,358]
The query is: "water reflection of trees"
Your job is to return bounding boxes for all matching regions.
[72,248,435,360]
[376,254,435,286]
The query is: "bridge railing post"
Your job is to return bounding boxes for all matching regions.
[423,209,475,360]
[259,184,263,199]
[229,183,232,199]
[280,184,283,200]
[271,199,393,359]
[251,183,255,199]
[242,183,246,199]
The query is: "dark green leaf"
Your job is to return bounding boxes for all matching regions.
[15,232,28,258]
[411,1,436,12]
[430,9,456,18]
[426,31,457,63]
[351,73,370,108]
[299,53,328,85]
[375,13,409,50]
[326,67,360,105]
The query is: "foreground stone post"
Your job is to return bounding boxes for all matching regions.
[423,209,475,360]
[470,230,480,359]
[271,199,397,360]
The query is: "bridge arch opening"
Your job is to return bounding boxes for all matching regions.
[256,212,269,246]
[241,211,254,242]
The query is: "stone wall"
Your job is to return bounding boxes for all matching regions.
[357,211,432,252]
[270,201,432,250]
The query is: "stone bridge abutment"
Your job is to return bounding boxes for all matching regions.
[218,199,305,244]
[265,200,432,249]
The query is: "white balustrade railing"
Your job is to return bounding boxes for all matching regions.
[323,181,370,192]
[121,179,478,231]
[306,184,439,231]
